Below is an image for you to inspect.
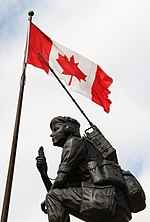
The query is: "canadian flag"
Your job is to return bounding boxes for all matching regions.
[26,22,113,113]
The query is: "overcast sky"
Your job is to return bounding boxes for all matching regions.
[0,0,150,221]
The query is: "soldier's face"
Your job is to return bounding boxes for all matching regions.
[50,123,67,147]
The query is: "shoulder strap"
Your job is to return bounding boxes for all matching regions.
[82,137,103,163]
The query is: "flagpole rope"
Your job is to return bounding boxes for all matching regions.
[38,52,94,127]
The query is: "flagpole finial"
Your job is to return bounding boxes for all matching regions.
[28,11,34,21]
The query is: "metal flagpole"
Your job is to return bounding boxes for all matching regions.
[38,52,94,127]
[1,11,34,222]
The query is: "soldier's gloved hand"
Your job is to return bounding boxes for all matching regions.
[36,150,48,176]
[41,200,48,214]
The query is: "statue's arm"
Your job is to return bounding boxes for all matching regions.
[53,137,85,188]
[36,147,52,191]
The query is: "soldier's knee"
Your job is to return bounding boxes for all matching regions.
[47,188,61,197]
[46,188,62,206]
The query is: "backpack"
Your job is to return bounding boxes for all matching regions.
[84,125,146,213]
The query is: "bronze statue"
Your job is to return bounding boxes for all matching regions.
[36,116,145,222]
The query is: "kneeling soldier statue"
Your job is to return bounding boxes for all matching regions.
[36,116,145,222]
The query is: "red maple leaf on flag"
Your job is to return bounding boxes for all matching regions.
[56,53,87,85]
